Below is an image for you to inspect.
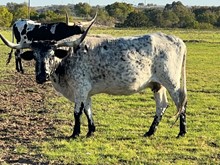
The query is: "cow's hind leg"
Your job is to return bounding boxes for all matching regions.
[15,49,23,73]
[15,49,24,73]
[165,85,187,138]
[144,84,168,137]
[177,101,187,138]
[15,49,20,72]
[7,49,13,64]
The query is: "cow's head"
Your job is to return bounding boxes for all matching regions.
[0,16,95,84]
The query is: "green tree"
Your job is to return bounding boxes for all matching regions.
[197,10,217,24]
[164,1,196,28]
[105,2,135,23]
[96,8,115,26]
[6,2,29,22]
[193,7,220,28]
[0,6,13,27]
[30,9,39,20]
[215,16,220,27]
[38,10,64,23]
[74,2,92,17]
[122,11,149,27]
[161,10,179,28]
[6,2,24,13]
[144,8,163,27]
[13,5,28,21]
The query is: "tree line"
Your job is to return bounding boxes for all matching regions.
[1,1,220,29]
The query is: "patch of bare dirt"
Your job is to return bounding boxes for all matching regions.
[0,67,66,164]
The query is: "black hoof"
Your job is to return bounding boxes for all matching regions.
[86,131,95,138]
[68,132,80,139]
[144,131,154,137]
[176,132,186,138]
[68,135,79,139]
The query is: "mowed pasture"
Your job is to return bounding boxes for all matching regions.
[0,28,220,164]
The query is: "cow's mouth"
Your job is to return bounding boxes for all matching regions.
[36,78,46,84]
[36,75,47,84]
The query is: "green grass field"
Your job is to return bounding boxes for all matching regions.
[0,28,220,164]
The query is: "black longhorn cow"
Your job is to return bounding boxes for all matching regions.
[7,13,97,73]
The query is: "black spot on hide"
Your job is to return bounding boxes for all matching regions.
[54,64,66,83]
[103,45,108,50]
[151,82,161,93]
[21,24,27,35]
[136,60,141,65]
[13,25,21,42]
[121,57,126,61]
[131,78,136,82]
[85,45,89,52]
[55,64,65,76]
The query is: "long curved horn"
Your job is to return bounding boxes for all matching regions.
[56,15,96,48]
[79,12,98,26]
[65,10,74,26]
[65,10,69,25]
[0,34,31,49]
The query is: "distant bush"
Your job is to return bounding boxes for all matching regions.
[1,1,220,29]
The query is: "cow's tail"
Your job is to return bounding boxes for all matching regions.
[179,47,187,113]
[7,27,14,64]
[181,48,187,107]
[171,46,187,127]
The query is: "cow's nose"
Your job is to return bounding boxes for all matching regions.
[36,75,47,84]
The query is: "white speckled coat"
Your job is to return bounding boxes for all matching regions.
[51,33,185,99]
[43,32,187,138]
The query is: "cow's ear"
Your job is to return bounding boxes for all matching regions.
[20,50,34,61]
[54,49,68,59]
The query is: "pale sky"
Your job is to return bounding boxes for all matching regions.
[0,0,220,7]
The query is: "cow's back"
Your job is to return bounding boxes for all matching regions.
[80,33,186,95]
[13,19,41,43]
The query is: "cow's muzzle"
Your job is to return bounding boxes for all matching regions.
[36,74,49,84]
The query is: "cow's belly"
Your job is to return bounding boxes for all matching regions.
[90,74,152,96]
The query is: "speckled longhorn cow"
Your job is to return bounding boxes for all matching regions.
[7,14,96,73]
[0,20,187,139]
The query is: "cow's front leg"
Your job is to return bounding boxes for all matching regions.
[144,86,168,137]
[18,55,24,74]
[70,102,84,138]
[84,98,96,137]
